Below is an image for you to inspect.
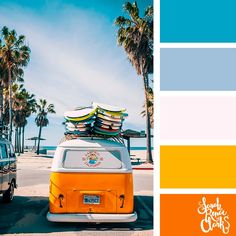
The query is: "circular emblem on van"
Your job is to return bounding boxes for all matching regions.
[82,151,103,167]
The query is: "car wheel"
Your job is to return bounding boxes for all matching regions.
[3,181,14,203]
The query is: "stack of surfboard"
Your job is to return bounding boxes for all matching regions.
[64,107,96,135]
[92,102,128,136]
[63,103,128,136]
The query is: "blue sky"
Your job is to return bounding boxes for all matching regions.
[0,0,153,146]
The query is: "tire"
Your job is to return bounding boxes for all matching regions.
[3,181,14,203]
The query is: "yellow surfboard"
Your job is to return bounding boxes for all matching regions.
[64,108,96,122]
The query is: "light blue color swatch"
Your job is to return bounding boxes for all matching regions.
[161,48,236,91]
[161,0,236,42]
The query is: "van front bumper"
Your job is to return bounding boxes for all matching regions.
[47,211,137,223]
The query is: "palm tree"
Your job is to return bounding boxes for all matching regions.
[35,99,55,155]
[115,1,153,163]
[12,84,24,152]
[21,95,36,153]
[0,62,25,139]
[12,84,36,153]
[0,59,8,135]
[141,87,153,128]
[0,26,30,141]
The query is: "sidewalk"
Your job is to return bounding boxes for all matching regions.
[132,162,154,170]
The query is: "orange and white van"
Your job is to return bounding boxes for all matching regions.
[47,138,137,222]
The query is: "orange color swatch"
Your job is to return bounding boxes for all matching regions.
[161,146,236,188]
[161,194,236,236]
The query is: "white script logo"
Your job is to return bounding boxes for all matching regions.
[197,197,230,234]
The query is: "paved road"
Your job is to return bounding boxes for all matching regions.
[0,164,153,235]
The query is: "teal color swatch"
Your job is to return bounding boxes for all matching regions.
[161,0,236,42]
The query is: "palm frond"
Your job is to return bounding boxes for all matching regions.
[145,6,153,18]
[123,1,140,23]
[1,26,9,37]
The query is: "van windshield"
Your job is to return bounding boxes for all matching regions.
[63,150,122,169]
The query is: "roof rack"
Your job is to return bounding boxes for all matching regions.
[59,133,125,145]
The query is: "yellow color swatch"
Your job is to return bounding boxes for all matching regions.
[161,146,236,188]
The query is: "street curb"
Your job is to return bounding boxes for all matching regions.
[132,167,154,170]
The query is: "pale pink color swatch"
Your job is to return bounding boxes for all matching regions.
[160,96,236,140]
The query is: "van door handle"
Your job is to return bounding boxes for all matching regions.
[59,194,64,208]
[119,194,125,208]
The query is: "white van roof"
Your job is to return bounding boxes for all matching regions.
[59,138,125,149]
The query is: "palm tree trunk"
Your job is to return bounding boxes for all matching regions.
[18,128,20,153]
[8,66,13,142]
[15,127,18,152]
[143,73,153,163]
[18,126,22,154]
[0,84,3,138]
[37,125,42,155]
[145,104,153,163]
[21,125,25,153]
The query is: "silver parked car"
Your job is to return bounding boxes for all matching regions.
[0,138,17,203]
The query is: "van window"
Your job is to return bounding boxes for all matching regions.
[0,143,8,159]
[63,150,122,169]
